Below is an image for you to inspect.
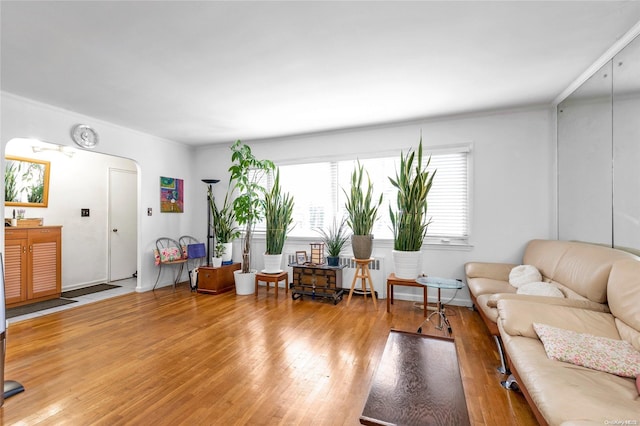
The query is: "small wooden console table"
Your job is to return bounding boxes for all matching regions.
[196,263,240,295]
[360,330,470,426]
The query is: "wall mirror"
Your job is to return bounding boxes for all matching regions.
[557,34,640,253]
[4,155,51,207]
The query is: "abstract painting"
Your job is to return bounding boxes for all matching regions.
[160,176,184,213]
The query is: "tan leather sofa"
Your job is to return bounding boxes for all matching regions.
[465,239,636,373]
[497,258,640,425]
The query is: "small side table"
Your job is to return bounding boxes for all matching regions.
[416,276,464,335]
[386,273,428,317]
[346,258,377,309]
[255,271,289,298]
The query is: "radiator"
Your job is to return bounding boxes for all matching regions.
[287,254,386,298]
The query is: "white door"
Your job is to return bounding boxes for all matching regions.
[109,168,137,282]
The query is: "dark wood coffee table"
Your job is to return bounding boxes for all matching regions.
[360,330,470,426]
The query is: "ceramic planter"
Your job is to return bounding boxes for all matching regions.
[263,253,283,273]
[392,249,422,279]
[221,242,233,262]
[352,235,373,259]
[233,270,256,295]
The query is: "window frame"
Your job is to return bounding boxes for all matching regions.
[254,143,473,248]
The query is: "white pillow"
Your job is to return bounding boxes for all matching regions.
[509,264,542,288]
[517,282,564,298]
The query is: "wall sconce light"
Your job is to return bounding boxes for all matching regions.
[310,242,324,265]
[32,145,75,158]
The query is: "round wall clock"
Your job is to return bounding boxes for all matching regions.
[71,124,99,148]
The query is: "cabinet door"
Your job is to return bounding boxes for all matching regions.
[27,228,62,299]
[4,237,28,305]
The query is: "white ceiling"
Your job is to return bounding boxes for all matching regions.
[2,1,640,146]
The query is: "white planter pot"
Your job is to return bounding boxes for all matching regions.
[263,253,283,273]
[211,257,223,268]
[392,250,422,280]
[221,242,233,262]
[233,270,256,295]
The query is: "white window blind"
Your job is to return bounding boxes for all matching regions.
[261,146,470,243]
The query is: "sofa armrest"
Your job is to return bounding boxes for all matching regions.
[497,299,619,340]
[486,293,610,313]
[464,262,517,281]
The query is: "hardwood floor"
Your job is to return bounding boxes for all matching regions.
[1,283,537,425]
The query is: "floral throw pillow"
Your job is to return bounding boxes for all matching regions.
[160,247,182,262]
[533,323,640,378]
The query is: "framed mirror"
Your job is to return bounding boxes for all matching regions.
[4,155,51,207]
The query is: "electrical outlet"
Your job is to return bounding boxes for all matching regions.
[81,208,90,217]
[147,207,153,216]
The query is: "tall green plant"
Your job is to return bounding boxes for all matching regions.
[263,169,295,255]
[343,161,382,235]
[388,137,436,251]
[229,140,275,273]
[209,188,240,243]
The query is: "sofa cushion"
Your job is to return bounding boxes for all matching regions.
[517,282,564,298]
[499,324,640,425]
[467,277,515,299]
[509,265,541,288]
[533,323,640,378]
[522,240,636,304]
[607,260,640,351]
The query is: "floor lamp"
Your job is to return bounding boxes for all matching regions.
[1,253,25,406]
[202,179,220,266]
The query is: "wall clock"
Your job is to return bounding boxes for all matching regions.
[71,124,99,149]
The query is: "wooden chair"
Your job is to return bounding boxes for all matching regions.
[153,237,187,289]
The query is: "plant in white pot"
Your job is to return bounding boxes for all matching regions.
[388,137,436,279]
[209,188,239,264]
[262,169,294,273]
[212,241,225,268]
[315,216,350,267]
[344,161,382,260]
[228,140,275,295]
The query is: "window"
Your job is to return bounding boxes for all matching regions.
[258,146,470,244]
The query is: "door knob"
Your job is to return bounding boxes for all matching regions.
[112,229,118,232]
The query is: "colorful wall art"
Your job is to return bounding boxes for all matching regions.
[160,176,184,213]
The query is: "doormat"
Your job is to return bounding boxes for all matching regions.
[7,298,77,319]
[60,283,121,298]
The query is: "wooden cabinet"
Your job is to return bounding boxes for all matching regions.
[4,226,62,307]
[291,264,345,304]
[197,263,240,295]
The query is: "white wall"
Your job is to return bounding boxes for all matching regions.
[1,92,200,291]
[1,91,555,302]
[194,107,556,306]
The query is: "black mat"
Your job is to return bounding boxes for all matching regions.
[6,298,77,318]
[60,283,120,298]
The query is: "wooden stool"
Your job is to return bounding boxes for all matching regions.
[387,273,428,317]
[255,271,288,298]
[346,258,377,309]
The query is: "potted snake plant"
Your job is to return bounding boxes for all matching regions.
[343,161,382,260]
[209,188,239,264]
[388,136,436,279]
[262,168,295,273]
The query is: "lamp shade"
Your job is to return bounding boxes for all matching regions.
[310,243,324,265]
